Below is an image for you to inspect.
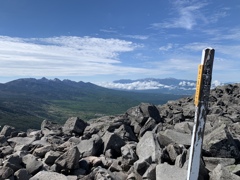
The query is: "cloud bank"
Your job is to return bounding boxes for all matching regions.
[0,36,145,77]
[97,81,171,90]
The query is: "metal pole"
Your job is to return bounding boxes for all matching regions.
[187,48,215,180]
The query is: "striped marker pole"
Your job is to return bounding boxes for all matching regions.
[187,48,215,180]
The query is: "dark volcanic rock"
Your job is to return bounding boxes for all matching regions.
[3,154,23,172]
[210,164,240,180]
[62,117,88,135]
[0,125,15,137]
[77,134,103,157]
[55,146,80,171]
[30,171,68,180]
[102,131,125,158]
[203,124,240,159]
[156,163,187,180]
[126,103,162,136]
[0,166,14,180]
[22,154,43,175]
[41,120,62,136]
[136,131,161,163]
[14,169,31,180]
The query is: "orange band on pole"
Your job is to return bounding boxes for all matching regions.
[194,64,203,106]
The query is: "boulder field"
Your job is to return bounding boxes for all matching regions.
[1,83,240,180]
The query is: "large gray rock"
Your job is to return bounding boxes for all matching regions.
[120,142,138,171]
[157,129,191,146]
[156,163,187,180]
[102,131,125,157]
[33,145,52,158]
[143,164,157,180]
[0,145,13,157]
[203,124,240,158]
[203,157,235,171]
[166,143,183,163]
[41,120,62,136]
[136,131,161,163]
[112,171,128,180]
[0,125,15,137]
[7,136,36,146]
[0,135,8,147]
[0,166,14,179]
[210,164,240,180]
[127,103,162,135]
[82,115,128,139]
[133,158,151,177]
[175,149,187,168]
[22,154,43,175]
[127,103,162,124]
[30,171,68,180]
[14,169,31,180]
[174,122,193,134]
[77,134,103,157]
[139,117,157,137]
[44,150,61,165]
[55,146,80,171]
[14,144,30,152]
[3,154,22,172]
[87,166,114,180]
[226,164,240,176]
[62,117,88,135]
[114,124,137,142]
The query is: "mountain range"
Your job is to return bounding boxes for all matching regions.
[0,77,185,130]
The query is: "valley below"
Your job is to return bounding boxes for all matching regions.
[0,78,185,131]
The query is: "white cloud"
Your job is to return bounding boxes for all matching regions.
[152,1,207,30]
[97,81,169,90]
[183,42,240,59]
[212,80,223,87]
[124,35,149,40]
[152,1,230,30]
[159,43,173,51]
[179,81,196,86]
[0,35,146,77]
[202,27,240,42]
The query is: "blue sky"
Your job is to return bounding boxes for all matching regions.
[0,0,239,84]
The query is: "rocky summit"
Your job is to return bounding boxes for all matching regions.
[0,83,240,180]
